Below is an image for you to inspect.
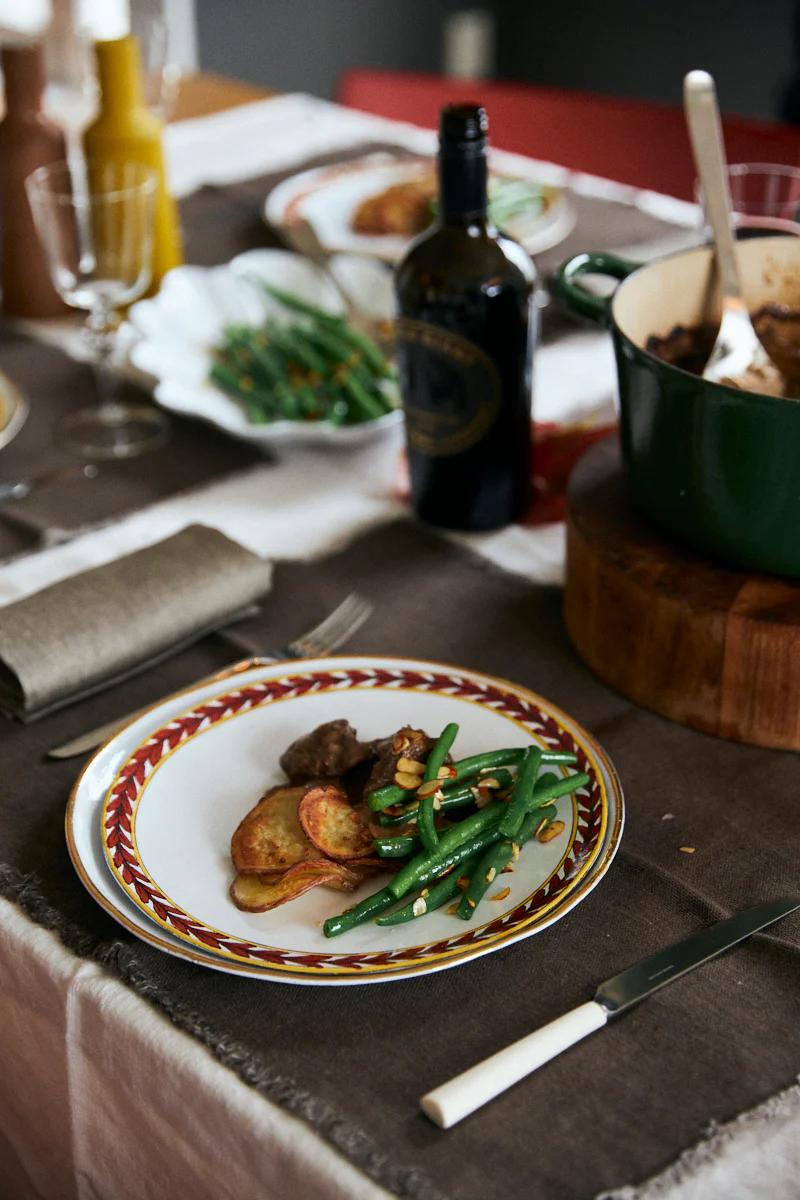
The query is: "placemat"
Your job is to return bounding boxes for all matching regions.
[179,141,693,283]
[1,521,798,1200]
[0,142,689,562]
[0,327,264,559]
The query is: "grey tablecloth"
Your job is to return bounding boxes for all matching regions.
[1,521,798,1200]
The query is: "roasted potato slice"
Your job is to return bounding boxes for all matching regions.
[298,782,374,861]
[230,860,341,912]
[319,859,383,892]
[231,784,313,873]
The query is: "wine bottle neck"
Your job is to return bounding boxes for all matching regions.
[438,150,488,225]
[1,45,46,118]
[94,35,146,114]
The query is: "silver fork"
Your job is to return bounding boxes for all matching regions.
[47,592,373,759]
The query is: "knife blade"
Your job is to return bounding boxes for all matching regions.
[421,896,800,1129]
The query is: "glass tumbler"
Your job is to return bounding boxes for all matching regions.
[697,162,800,237]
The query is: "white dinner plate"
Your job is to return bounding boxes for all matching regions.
[0,369,28,451]
[266,154,577,263]
[67,656,623,985]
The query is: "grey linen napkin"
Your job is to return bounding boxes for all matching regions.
[0,524,272,720]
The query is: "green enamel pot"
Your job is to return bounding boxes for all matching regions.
[556,236,800,577]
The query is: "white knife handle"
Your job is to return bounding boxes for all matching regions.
[420,1000,608,1129]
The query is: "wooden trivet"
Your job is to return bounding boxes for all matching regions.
[565,437,800,751]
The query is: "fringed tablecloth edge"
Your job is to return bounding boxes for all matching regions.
[0,863,448,1200]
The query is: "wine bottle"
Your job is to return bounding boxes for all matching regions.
[0,43,68,317]
[83,35,182,293]
[394,104,536,530]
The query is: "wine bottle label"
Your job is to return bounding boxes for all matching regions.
[396,317,502,456]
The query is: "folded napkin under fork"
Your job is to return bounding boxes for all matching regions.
[0,524,272,721]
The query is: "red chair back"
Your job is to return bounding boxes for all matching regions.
[339,70,800,200]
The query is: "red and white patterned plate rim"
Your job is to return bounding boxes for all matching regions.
[101,663,620,978]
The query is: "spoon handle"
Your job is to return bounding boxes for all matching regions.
[684,70,740,300]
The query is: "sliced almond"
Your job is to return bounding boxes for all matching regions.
[394,770,422,790]
[537,819,566,843]
[437,764,457,780]
[396,756,424,775]
[489,886,511,902]
[417,778,444,800]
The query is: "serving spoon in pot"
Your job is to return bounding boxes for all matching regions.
[683,70,770,384]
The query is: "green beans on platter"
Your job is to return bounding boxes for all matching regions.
[367,746,577,813]
[209,283,396,427]
[375,851,483,926]
[456,804,557,921]
[374,769,515,827]
[322,730,590,938]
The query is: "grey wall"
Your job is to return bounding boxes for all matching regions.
[195,0,798,122]
[196,0,464,100]
[495,0,797,121]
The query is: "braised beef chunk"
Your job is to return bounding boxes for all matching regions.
[280,720,372,783]
[365,726,434,794]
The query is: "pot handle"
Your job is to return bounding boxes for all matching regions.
[555,251,640,325]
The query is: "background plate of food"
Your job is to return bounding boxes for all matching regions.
[265,153,577,262]
[128,249,402,448]
[68,655,623,986]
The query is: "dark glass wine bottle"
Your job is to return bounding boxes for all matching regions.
[394,103,536,531]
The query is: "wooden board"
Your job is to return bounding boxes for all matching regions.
[564,437,800,750]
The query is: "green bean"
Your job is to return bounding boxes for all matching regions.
[373,834,420,858]
[375,852,482,926]
[322,886,395,939]
[417,722,459,854]
[497,746,542,838]
[457,803,557,920]
[259,281,336,323]
[340,373,387,421]
[225,330,288,384]
[267,323,329,375]
[521,771,589,815]
[322,317,393,377]
[303,322,356,365]
[388,801,505,899]
[209,363,276,421]
[456,840,514,919]
[416,792,439,855]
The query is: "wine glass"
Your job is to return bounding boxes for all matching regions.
[696,163,800,237]
[130,0,183,121]
[26,159,169,458]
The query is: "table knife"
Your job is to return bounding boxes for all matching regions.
[421,896,800,1129]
